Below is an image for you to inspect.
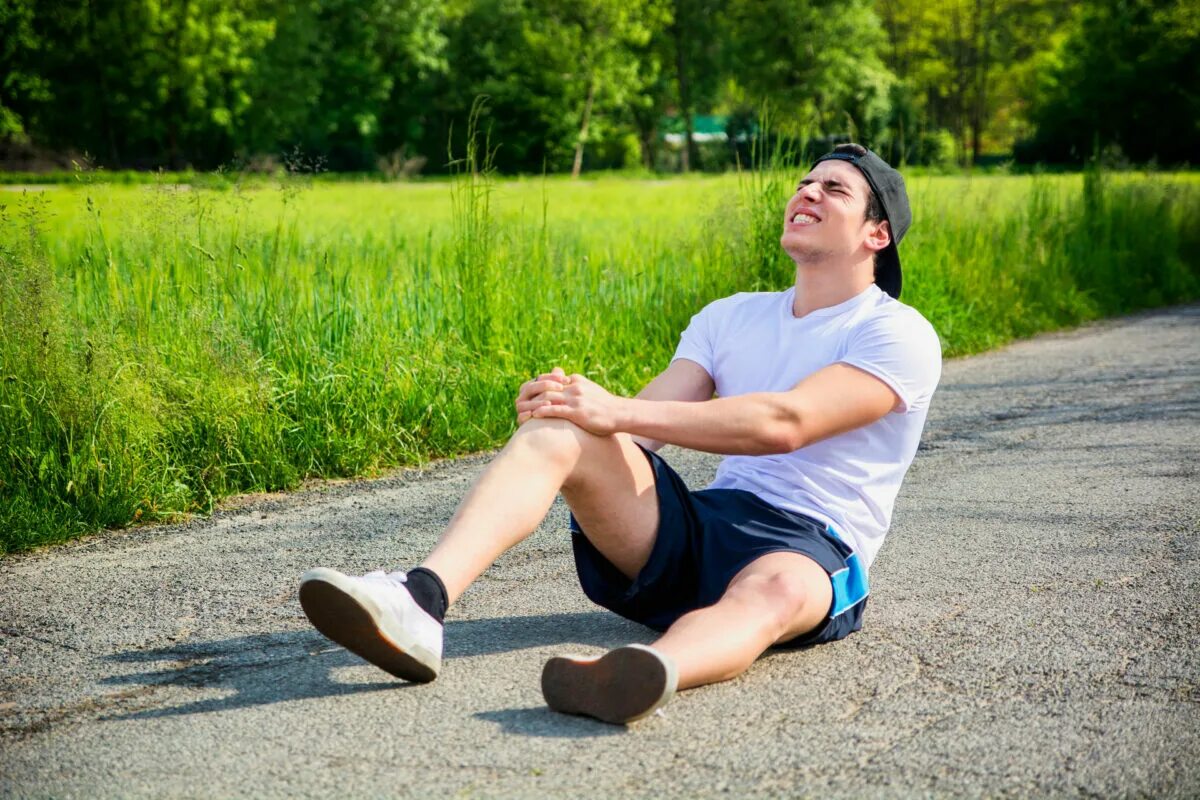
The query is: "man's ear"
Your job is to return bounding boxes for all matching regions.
[864,219,892,254]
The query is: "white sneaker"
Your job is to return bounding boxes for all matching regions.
[541,644,678,724]
[299,568,443,682]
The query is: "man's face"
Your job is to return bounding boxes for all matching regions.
[780,160,889,265]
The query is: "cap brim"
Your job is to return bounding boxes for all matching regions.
[876,244,902,299]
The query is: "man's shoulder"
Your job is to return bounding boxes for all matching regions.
[861,294,940,341]
[848,295,943,367]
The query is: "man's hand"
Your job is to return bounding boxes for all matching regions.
[514,367,569,426]
[527,371,627,436]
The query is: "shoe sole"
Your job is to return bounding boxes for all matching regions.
[541,644,677,724]
[299,569,438,683]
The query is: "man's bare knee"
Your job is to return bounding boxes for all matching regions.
[726,572,814,639]
[508,418,595,472]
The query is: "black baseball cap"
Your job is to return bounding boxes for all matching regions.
[811,147,911,299]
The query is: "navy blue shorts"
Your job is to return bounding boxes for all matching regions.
[569,445,869,648]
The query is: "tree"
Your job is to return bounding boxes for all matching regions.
[0,0,49,141]
[876,0,1075,164]
[419,0,665,174]
[664,0,724,171]
[422,0,567,172]
[20,0,273,168]
[522,0,666,177]
[1021,0,1199,165]
[243,0,448,171]
[626,22,673,170]
[724,0,895,147]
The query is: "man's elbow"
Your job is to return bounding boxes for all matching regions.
[758,408,808,454]
[761,426,806,454]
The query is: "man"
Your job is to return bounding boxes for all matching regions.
[299,143,942,724]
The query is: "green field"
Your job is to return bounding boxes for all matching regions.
[2,170,1198,553]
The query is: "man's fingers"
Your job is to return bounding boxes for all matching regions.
[515,396,563,415]
[518,368,572,408]
[532,391,565,405]
[517,379,564,402]
[532,403,572,420]
[516,390,570,412]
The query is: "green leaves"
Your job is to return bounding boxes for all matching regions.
[1020,0,1199,165]
[1,0,1193,170]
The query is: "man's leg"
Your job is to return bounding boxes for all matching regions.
[419,418,660,603]
[300,417,660,681]
[650,551,833,689]
[540,550,833,723]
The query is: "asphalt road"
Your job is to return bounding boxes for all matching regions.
[2,306,1198,798]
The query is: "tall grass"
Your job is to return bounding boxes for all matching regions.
[1,165,1197,553]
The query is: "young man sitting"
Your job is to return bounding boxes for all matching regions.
[298,143,942,724]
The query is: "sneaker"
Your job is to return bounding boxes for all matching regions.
[541,644,678,724]
[298,568,442,682]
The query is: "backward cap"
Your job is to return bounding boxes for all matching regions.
[812,147,911,299]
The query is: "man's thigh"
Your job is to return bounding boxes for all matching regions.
[560,430,659,581]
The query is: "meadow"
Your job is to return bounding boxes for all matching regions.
[2,167,1198,552]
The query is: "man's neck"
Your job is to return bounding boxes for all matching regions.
[790,260,875,319]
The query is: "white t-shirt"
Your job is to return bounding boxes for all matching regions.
[671,283,942,570]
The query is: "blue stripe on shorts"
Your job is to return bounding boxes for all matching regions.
[827,529,869,618]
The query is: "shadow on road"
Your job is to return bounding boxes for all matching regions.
[473,706,626,738]
[96,611,649,723]
[98,630,407,721]
[444,611,652,658]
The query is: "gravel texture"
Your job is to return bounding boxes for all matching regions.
[1,305,1197,798]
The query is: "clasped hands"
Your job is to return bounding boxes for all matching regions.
[514,366,627,436]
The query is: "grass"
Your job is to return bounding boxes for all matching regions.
[1,165,1198,553]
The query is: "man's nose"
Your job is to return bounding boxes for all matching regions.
[799,182,823,202]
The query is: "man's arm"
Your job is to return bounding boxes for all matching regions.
[515,360,714,452]
[531,362,898,455]
[627,359,716,452]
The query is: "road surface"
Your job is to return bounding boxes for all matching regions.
[2,305,1197,797]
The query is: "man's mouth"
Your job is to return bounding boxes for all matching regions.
[790,212,819,225]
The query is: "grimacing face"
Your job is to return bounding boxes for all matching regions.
[779,160,889,266]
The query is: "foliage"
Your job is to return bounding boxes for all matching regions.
[19,0,275,167]
[724,0,895,144]
[875,0,1077,165]
[1017,0,1199,165]
[418,0,668,173]
[3,0,1190,170]
[0,0,48,139]
[242,0,448,170]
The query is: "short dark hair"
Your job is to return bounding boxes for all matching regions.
[831,143,885,223]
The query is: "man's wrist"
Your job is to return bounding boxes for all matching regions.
[615,396,644,435]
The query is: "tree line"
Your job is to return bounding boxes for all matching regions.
[1,0,1195,174]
